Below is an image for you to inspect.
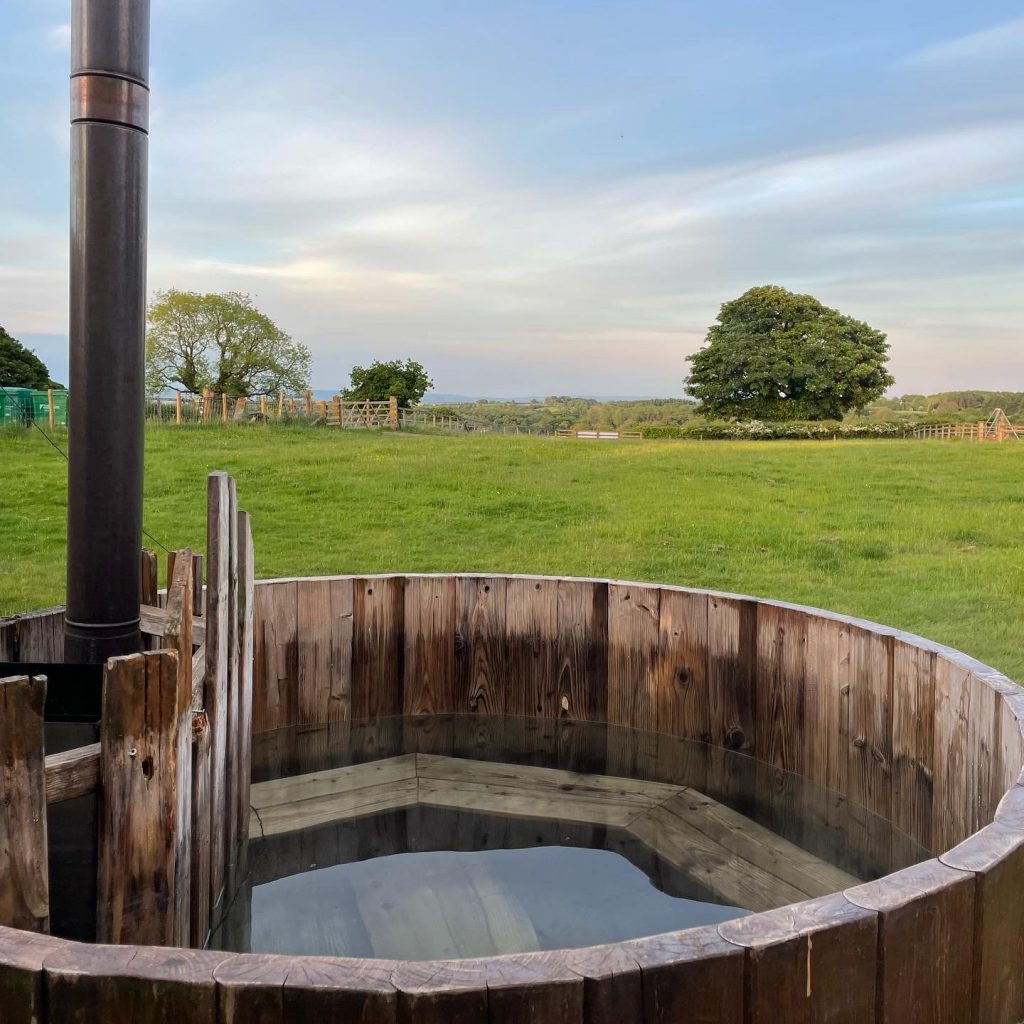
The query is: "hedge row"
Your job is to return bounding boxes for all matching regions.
[640,420,917,440]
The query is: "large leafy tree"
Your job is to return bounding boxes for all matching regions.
[146,290,311,396]
[0,327,53,390]
[685,285,894,421]
[343,359,433,408]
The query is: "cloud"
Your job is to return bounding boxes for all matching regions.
[44,22,70,52]
[905,18,1024,66]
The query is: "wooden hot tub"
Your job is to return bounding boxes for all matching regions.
[2,573,1023,1023]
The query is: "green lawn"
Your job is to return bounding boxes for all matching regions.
[3,425,1023,679]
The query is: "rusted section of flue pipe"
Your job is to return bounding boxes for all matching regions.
[65,0,151,662]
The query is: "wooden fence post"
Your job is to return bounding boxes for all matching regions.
[97,650,190,945]
[205,472,231,916]
[277,391,284,419]
[305,390,313,417]
[389,395,399,430]
[260,395,267,419]
[224,480,240,880]
[0,675,49,933]
[140,549,159,608]
[333,395,342,426]
[175,391,182,425]
[221,393,228,423]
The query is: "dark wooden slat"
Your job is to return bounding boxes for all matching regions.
[846,627,894,823]
[555,579,608,723]
[455,577,507,715]
[45,742,100,804]
[225,479,240,882]
[941,820,1024,1024]
[719,892,877,1023]
[627,924,745,1023]
[0,675,48,932]
[607,583,659,732]
[706,594,756,754]
[96,650,190,945]
[562,942,642,1024]
[191,713,212,948]
[0,925,65,1024]
[403,577,458,716]
[236,510,255,868]
[845,858,974,1024]
[351,577,404,720]
[206,471,231,912]
[891,640,936,851]
[283,957,398,1023]
[506,578,558,717]
[215,953,289,1023]
[140,548,159,607]
[392,959,489,1023]
[656,589,710,743]
[253,581,298,733]
[484,951,584,1022]
[45,944,225,1023]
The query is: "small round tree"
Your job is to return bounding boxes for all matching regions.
[685,285,894,421]
[343,359,433,408]
[0,328,53,390]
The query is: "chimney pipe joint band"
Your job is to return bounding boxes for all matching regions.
[71,73,149,133]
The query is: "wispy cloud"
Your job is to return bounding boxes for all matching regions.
[905,17,1024,66]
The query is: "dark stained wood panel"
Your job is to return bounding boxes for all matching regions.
[455,577,508,716]
[892,640,936,852]
[403,577,458,717]
[351,577,405,720]
[506,578,559,718]
[555,579,608,723]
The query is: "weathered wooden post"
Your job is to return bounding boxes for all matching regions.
[389,395,399,429]
[260,395,267,419]
[96,649,190,945]
[0,675,49,933]
[277,391,284,419]
[175,391,182,424]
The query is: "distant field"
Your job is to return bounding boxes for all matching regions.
[2,425,1023,679]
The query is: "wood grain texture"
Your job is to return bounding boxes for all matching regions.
[0,675,48,932]
[755,605,806,779]
[0,925,65,1024]
[706,595,757,754]
[236,511,256,873]
[284,957,397,1023]
[846,858,975,1024]
[404,577,458,716]
[561,942,642,1024]
[206,471,231,912]
[656,589,710,745]
[555,580,608,723]
[97,651,189,946]
[933,658,976,852]
[253,581,299,733]
[225,479,240,882]
[45,945,226,1024]
[627,924,745,1023]
[296,577,352,726]
[607,584,660,731]
[191,714,212,949]
[140,548,159,607]
[719,893,877,1024]
[802,616,849,796]
[215,953,289,1024]
[846,627,894,822]
[352,578,405,720]
[942,821,1024,1024]
[45,742,100,804]
[483,951,584,1022]
[506,578,559,718]
[892,640,936,852]
[392,958,489,1023]
[455,577,508,715]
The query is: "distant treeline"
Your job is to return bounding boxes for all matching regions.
[426,391,1023,434]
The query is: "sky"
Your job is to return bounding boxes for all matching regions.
[2,1,1023,398]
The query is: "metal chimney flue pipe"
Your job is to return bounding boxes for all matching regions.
[65,0,151,662]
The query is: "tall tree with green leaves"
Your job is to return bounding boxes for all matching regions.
[343,359,433,408]
[685,285,894,421]
[146,290,311,396]
[0,327,54,390]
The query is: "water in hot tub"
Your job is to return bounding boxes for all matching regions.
[209,715,929,960]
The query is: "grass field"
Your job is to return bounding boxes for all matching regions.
[2,425,1023,679]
